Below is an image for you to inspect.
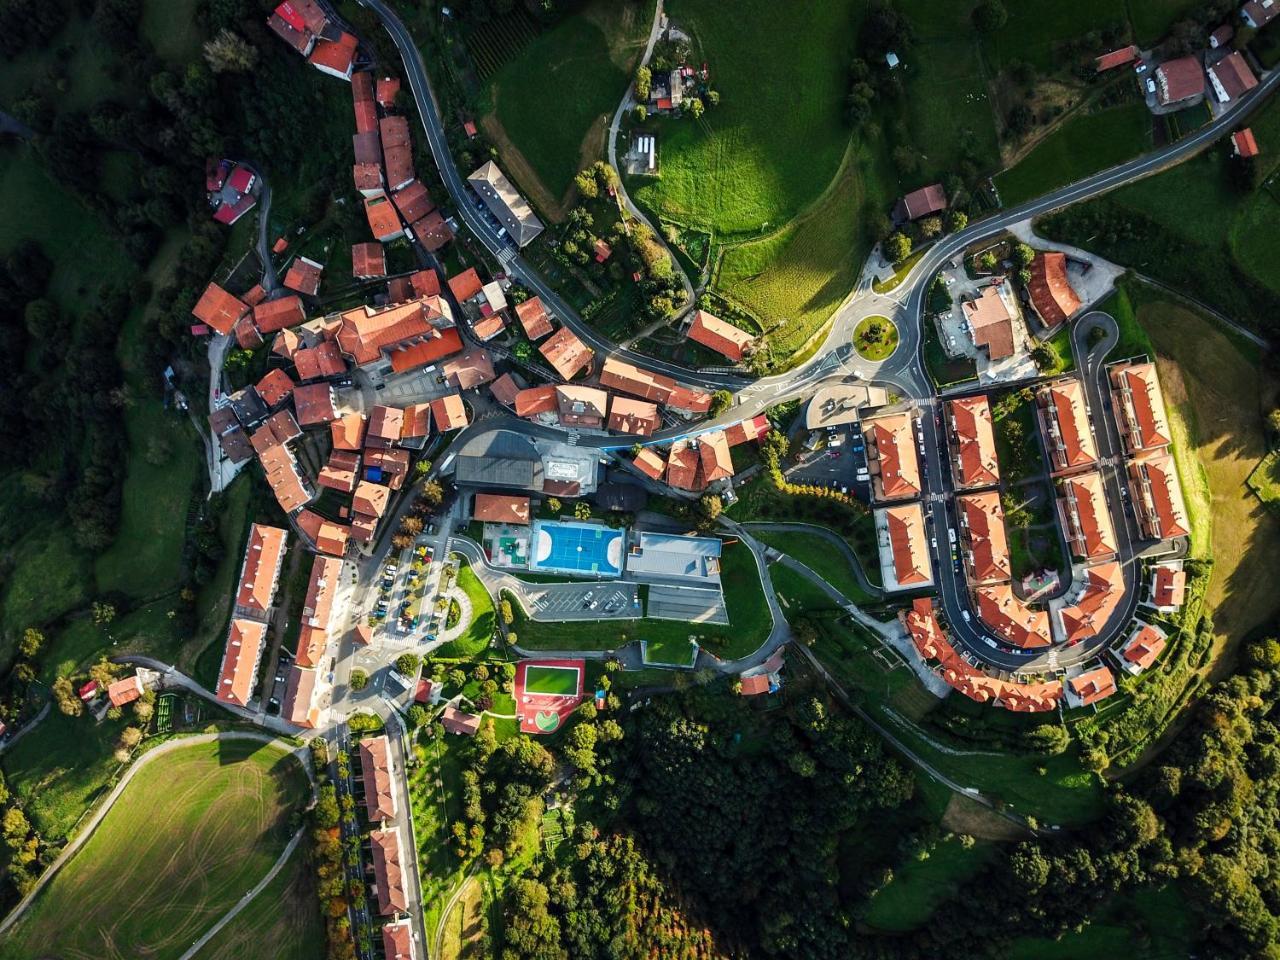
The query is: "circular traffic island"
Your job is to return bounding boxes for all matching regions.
[853,314,899,362]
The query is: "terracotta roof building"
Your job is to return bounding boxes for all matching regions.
[253,295,306,334]
[365,195,404,242]
[880,503,933,590]
[359,736,397,823]
[1037,379,1098,475]
[353,161,383,196]
[382,919,416,960]
[258,443,313,513]
[472,314,505,341]
[410,210,454,252]
[447,268,484,303]
[894,183,946,221]
[370,828,409,915]
[1128,452,1190,541]
[632,447,666,480]
[399,403,432,442]
[380,116,414,191]
[352,242,386,278]
[1057,471,1118,562]
[600,356,673,403]
[698,430,733,484]
[1208,50,1258,103]
[192,282,249,335]
[293,382,338,426]
[961,282,1016,360]
[335,296,455,368]
[352,480,391,520]
[956,491,1011,586]
[489,373,520,407]
[331,412,367,450]
[1109,361,1171,454]
[283,256,324,297]
[317,449,361,493]
[1155,55,1205,105]
[216,619,268,707]
[376,75,400,105]
[975,584,1051,649]
[864,411,921,502]
[294,555,342,669]
[664,442,703,491]
[255,368,295,408]
[1057,561,1125,644]
[429,393,469,432]
[1233,127,1261,157]
[1065,666,1117,708]
[1096,44,1139,71]
[539,326,594,380]
[514,296,554,340]
[297,509,351,557]
[556,385,609,428]
[1120,623,1167,674]
[1026,252,1081,327]
[947,395,1000,489]
[514,385,557,422]
[441,706,481,736]
[282,664,321,728]
[308,30,358,80]
[392,180,433,224]
[387,326,464,374]
[108,675,144,707]
[294,341,346,380]
[608,396,661,436]
[473,493,531,525]
[234,524,288,618]
[726,414,771,446]
[442,348,497,390]
[1151,564,1186,612]
[686,310,754,363]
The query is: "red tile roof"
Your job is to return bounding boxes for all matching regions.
[442,347,496,389]
[1058,471,1117,561]
[235,524,289,616]
[294,341,346,380]
[1233,128,1261,157]
[1110,362,1171,453]
[317,449,361,493]
[376,76,401,106]
[1027,252,1081,326]
[360,736,397,823]
[282,664,320,728]
[108,675,143,707]
[608,396,661,436]
[884,503,931,587]
[441,706,481,736]
[632,447,666,480]
[489,373,520,407]
[956,491,1010,585]
[514,296,554,340]
[725,414,770,446]
[429,393,468,432]
[865,411,921,501]
[975,583,1051,649]
[336,297,453,366]
[296,554,343,668]
[253,296,306,334]
[472,314,505,341]
[1095,45,1138,71]
[698,430,733,484]
[380,116,414,189]
[1067,666,1117,707]
[410,211,453,252]
[392,180,433,224]
[410,269,441,298]
[1122,624,1167,672]
[352,70,374,102]
[474,493,531,525]
[739,674,772,696]
[367,405,405,447]
[387,326,464,374]
[515,385,560,419]
[370,828,409,915]
[1156,55,1205,104]
[331,413,367,450]
[687,310,754,362]
[308,31,358,76]
[217,619,267,707]
[258,443,312,513]
[365,196,403,242]
[283,256,323,297]
[297,509,351,556]
[962,283,1015,360]
[1039,379,1098,474]
[665,442,703,491]
[447,268,484,303]
[1209,50,1258,102]
[947,395,999,489]
[192,282,249,335]
[255,368,295,408]
[555,385,609,427]
[293,382,338,426]
[1058,561,1124,643]
[896,183,947,220]
[1128,452,1189,541]
[1152,565,1186,609]
[382,921,415,960]
[539,326,594,380]
[352,242,386,278]
[399,403,431,440]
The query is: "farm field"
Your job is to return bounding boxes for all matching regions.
[484,0,650,209]
[995,102,1152,207]
[191,842,323,960]
[0,737,309,960]
[629,0,860,236]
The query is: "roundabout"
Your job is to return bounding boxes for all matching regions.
[852,314,899,362]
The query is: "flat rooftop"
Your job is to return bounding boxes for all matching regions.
[626,532,722,582]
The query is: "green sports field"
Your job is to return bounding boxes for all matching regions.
[525,664,581,696]
[0,738,310,960]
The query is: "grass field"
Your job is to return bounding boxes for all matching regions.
[863,834,995,931]
[141,0,203,63]
[1248,451,1280,517]
[524,664,580,696]
[486,0,648,206]
[1008,884,1193,958]
[995,102,1152,207]
[0,526,91,641]
[438,562,498,659]
[192,842,323,960]
[94,400,202,597]
[752,529,875,604]
[1,738,308,960]
[853,314,899,361]
[630,0,858,236]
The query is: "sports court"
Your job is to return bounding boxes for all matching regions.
[514,658,586,734]
[529,520,624,577]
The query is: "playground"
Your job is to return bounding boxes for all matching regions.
[529,520,624,577]
[514,658,585,734]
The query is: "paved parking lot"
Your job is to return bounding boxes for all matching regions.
[789,424,871,498]
[526,581,640,622]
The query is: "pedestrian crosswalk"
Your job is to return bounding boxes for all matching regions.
[567,432,581,446]
[496,245,517,266]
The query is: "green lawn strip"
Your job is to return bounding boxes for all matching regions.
[753,530,874,604]
[409,735,471,937]
[768,561,841,616]
[435,562,498,659]
[872,247,927,293]
[190,835,323,960]
[486,0,645,201]
[41,618,106,684]
[1039,325,1076,375]
[995,101,1152,207]
[94,399,202,598]
[641,634,697,667]
[190,476,256,675]
[1,738,307,960]
[863,834,996,932]
[524,665,580,696]
[852,314,899,362]
[990,387,1045,486]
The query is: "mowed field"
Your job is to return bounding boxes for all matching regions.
[485,0,650,207]
[0,738,309,960]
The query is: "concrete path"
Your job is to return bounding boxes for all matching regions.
[742,521,884,598]
[433,865,482,960]
[0,732,312,938]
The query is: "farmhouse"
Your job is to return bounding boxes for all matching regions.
[1037,379,1099,475]
[1154,55,1205,106]
[1026,252,1081,327]
[876,503,934,591]
[946,395,1000,489]
[863,411,921,502]
[359,736,397,824]
[1208,50,1258,103]
[1057,471,1118,562]
[956,491,1011,586]
[468,161,545,246]
[1233,128,1261,157]
[686,310,754,363]
[108,675,144,707]
[894,183,946,221]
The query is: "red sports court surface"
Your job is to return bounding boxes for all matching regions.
[514,659,585,734]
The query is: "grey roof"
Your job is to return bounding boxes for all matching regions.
[467,161,544,247]
[454,429,543,491]
[593,482,648,513]
[626,532,722,582]
[229,386,268,427]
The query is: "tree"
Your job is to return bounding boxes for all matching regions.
[52,677,83,716]
[18,627,43,660]
[696,493,722,529]
[946,209,969,232]
[1267,408,1280,442]
[92,602,116,626]
[573,169,599,199]
[421,479,444,508]
[395,654,421,677]
[918,216,943,240]
[687,97,705,120]
[134,700,154,724]
[500,599,514,625]
[706,88,721,107]
[979,250,998,272]
[119,726,143,749]
[972,0,1008,30]
[634,104,647,122]
[634,65,651,100]
[473,665,490,681]
[710,389,734,417]
[407,704,428,728]
[1014,242,1036,267]
[546,497,562,515]
[884,232,912,263]
[573,501,591,521]
[448,668,466,688]
[400,515,424,536]
[350,670,369,691]
[204,28,258,73]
